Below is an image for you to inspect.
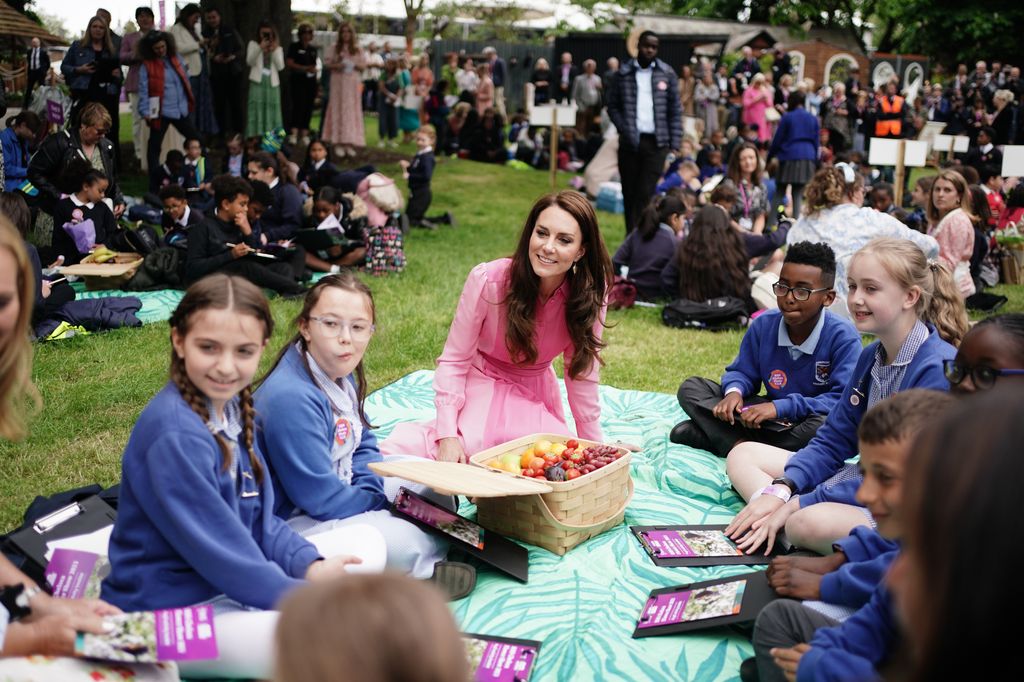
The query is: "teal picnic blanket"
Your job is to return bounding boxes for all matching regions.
[366,370,756,681]
[71,283,184,325]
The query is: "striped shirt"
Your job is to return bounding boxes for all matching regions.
[868,320,929,407]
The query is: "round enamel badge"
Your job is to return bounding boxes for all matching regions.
[334,418,352,446]
[768,369,788,390]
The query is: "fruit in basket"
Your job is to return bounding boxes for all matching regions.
[533,439,553,455]
[542,452,560,466]
[565,469,582,480]
[550,442,567,456]
[499,453,522,474]
[566,439,579,450]
[520,451,536,469]
[529,457,546,471]
[545,466,566,482]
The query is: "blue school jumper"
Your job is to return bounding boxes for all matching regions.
[820,526,899,608]
[102,384,321,612]
[783,324,954,507]
[255,346,389,520]
[720,309,861,420]
[797,581,896,681]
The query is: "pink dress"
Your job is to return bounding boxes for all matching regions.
[476,76,495,116]
[742,86,772,142]
[380,259,604,459]
[322,47,366,147]
[929,207,976,297]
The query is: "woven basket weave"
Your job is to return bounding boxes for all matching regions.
[469,434,634,555]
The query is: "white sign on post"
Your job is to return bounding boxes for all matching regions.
[932,134,970,153]
[868,138,929,167]
[1003,146,1024,177]
[529,105,577,127]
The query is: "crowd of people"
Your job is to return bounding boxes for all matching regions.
[3,12,1024,681]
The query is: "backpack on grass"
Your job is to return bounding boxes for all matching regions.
[662,296,747,330]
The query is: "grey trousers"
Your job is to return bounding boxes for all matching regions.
[752,599,839,682]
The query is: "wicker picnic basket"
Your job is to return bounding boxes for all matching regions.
[63,252,144,290]
[468,433,634,555]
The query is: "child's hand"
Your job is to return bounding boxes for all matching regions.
[725,494,786,545]
[234,211,252,235]
[767,560,824,600]
[306,556,363,582]
[771,644,810,682]
[398,160,409,169]
[231,242,252,258]
[736,496,798,555]
[739,402,777,429]
[712,392,744,424]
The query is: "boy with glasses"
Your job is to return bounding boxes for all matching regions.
[672,242,861,456]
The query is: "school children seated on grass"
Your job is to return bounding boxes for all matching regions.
[49,163,122,266]
[612,193,685,301]
[247,151,304,242]
[725,238,968,556]
[673,242,862,458]
[159,184,203,248]
[185,175,305,296]
[746,389,957,682]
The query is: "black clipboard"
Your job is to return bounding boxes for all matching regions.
[631,525,781,566]
[463,633,542,681]
[632,571,776,638]
[391,487,530,583]
[3,495,117,586]
[692,393,795,431]
[294,228,359,252]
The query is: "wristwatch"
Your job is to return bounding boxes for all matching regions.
[771,476,798,494]
[0,584,40,622]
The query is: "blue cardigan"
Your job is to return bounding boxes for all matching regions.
[785,325,954,507]
[255,346,389,521]
[102,384,321,612]
[720,309,861,421]
[768,107,820,163]
[1,128,29,192]
[797,582,895,682]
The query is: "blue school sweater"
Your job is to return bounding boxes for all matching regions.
[819,526,899,609]
[255,346,389,520]
[102,384,321,612]
[720,309,861,421]
[797,582,896,682]
[784,325,954,506]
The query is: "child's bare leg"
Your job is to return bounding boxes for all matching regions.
[726,441,792,501]
[785,503,871,555]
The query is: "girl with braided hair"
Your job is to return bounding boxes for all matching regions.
[787,163,940,319]
[103,274,380,679]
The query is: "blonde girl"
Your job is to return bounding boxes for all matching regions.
[0,218,39,441]
[102,274,379,679]
[725,237,967,555]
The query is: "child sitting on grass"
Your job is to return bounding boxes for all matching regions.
[673,242,861,457]
[749,389,957,682]
[50,163,121,266]
[160,184,203,248]
[182,137,213,211]
[400,125,454,230]
[185,175,305,296]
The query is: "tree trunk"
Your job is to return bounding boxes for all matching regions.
[404,8,418,55]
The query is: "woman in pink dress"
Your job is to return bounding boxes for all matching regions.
[474,64,494,117]
[322,21,365,158]
[381,191,614,462]
[927,170,977,297]
[742,73,772,143]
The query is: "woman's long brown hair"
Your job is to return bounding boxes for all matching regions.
[675,204,750,302]
[168,275,274,483]
[0,218,40,441]
[505,191,612,379]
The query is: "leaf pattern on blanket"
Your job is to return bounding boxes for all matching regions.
[367,370,756,681]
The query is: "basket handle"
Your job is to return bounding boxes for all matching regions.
[533,477,635,531]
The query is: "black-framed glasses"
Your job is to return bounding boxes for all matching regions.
[943,359,1024,390]
[772,283,831,301]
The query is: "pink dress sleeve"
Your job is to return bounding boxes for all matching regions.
[562,307,606,442]
[934,211,974,270]
[433,263,491,440]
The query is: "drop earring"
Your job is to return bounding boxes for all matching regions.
[572,261,578,275]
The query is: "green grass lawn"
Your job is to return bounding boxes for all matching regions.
[3,127,1023,530]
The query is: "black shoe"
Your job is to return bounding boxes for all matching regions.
[429,561,476,601]
[669,420,712,451]
[739,657,760,682]
[445,211,456,227]
[418,219,439,230]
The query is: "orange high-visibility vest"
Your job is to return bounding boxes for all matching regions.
[875,95,904,137]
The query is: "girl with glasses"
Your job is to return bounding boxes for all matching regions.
[945,313,1024,395]
[256,274,448,578]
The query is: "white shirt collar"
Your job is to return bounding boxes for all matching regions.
[70,193,95,209]
[313,158,326,170]
[269,177,280,189]
[980,143,994,153]
[416,146,434,155]
[177,204,192,226]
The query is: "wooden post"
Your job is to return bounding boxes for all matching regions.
[549,107,559,191]
[894,138,907,208]
[947,137,955,164]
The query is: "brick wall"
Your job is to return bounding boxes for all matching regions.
[784,40,869,88]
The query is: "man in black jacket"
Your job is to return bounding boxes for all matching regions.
[203,8,245,136]
[606,31,682,234]
[24,38,50,107]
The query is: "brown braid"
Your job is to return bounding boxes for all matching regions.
[239,386,264,484]
[170,352,234,474]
